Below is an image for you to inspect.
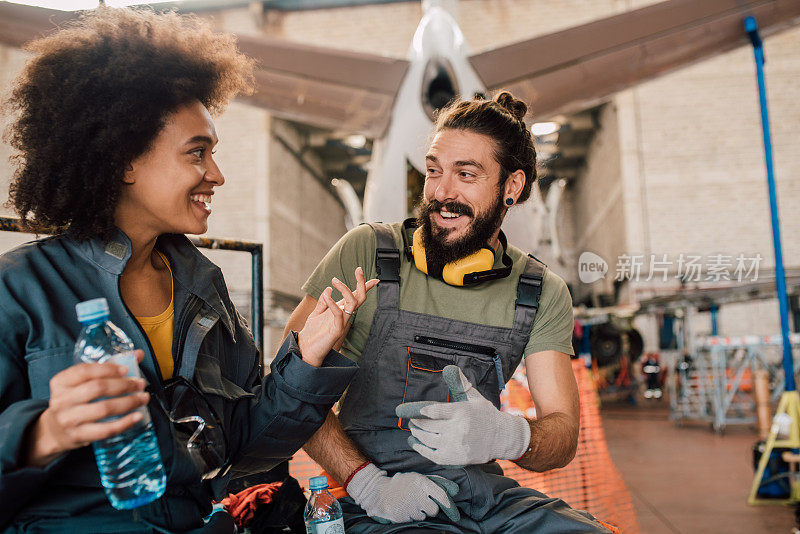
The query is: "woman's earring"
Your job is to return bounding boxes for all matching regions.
[505,197,515,206]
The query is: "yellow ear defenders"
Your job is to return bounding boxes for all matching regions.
[402,218,513,286]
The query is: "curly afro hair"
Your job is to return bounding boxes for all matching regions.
[3,8,254,240]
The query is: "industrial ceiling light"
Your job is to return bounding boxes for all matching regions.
[531,121,560,136]
[343,134,367,150]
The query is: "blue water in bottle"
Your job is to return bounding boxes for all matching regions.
[74,298,166,510]
[304,476,345,534]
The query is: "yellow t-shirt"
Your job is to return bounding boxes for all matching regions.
[136,252,175,379]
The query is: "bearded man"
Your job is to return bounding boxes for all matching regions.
[283,92,613,533]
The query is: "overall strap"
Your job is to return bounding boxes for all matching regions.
[513,254,546,341]
[366,222,400,309]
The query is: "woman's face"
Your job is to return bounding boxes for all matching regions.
[116,100,224,238]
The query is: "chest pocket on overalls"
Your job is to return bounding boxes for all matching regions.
[398,335,503,430]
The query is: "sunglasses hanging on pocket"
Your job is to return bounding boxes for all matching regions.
[150,376,231,480]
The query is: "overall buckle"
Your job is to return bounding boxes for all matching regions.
[376,248,401,282]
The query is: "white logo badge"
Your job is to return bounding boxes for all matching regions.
[578,252,608,284]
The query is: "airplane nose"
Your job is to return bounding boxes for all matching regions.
[422,58,458,120]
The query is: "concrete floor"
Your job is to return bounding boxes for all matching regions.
[601,402,796,534]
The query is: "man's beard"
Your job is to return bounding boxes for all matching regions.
[417,192,505,267]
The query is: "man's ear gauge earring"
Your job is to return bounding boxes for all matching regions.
[505,197,515,206]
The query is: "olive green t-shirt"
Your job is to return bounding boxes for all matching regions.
[302,223,575,363]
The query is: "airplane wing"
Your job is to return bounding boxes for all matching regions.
[0,1,408,138]
[234,34,407,137]
[469,0,800,119]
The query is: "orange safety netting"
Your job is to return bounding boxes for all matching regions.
[289,360,639,533]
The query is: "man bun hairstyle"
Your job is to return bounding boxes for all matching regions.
[3,8,254,240]
[434,90,536,203]
[494,91,528,122]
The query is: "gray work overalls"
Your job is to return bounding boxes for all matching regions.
[338,224,610,533]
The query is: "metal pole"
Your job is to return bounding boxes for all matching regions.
[710,305,719,336]
[745,16,795,392]
[251,244,264,357]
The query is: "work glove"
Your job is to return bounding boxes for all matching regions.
[346,462,460,524]
[396,365,531,466]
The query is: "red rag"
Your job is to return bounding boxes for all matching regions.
[218,481,283,529]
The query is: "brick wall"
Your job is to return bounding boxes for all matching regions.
[457,0,627,51]
[629,28,800,270]
[261,1,422,57]
[621,26,800,348]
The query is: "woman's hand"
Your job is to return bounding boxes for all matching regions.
[298,267,378,367]
[24,350,150,468]
[331,266,378,350]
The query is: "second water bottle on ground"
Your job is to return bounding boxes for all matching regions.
[304,475,345,534]
[74,297,166,510]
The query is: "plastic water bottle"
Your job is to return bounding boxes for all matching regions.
[74,298,166,510]
[304,476,345,534]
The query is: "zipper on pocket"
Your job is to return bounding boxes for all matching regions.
[414,335,495,356]
[413,335,505,392]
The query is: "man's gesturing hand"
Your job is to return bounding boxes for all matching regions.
[396,365,531,466]
[346,463,460,524]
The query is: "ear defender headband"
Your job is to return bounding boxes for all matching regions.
[402,218,513,286]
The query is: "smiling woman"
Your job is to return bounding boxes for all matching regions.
[0,7,370,533]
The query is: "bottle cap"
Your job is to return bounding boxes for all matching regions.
[76,298,110,324]
[308,475,329,491]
